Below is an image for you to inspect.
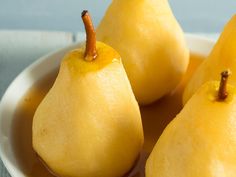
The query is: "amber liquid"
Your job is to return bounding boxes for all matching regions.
[11,54,205,177]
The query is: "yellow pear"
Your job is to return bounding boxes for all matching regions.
[32,11,144,177]
[146,71,236,177]
[183,15,236,105]
[97,0,189,105]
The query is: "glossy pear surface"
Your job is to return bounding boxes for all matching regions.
[146,81,236,177]
[97,0,189,105]
[183,15,236,104]
[33,42,144,177]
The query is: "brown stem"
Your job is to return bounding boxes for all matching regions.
[81,10,97,61]
[218,70,230,101]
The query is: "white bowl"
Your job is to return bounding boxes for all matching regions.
[0,34,215,177]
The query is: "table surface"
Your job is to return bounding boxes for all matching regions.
[0,31,218,177]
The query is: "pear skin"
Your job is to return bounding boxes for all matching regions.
[146,71,236,177]
[183,15,236,105]
[97,0,189,105]
[33,11,144,177]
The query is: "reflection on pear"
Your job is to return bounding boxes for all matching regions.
[146,71,236,177]
[183,15,236,105]
[33,11,144,177]
[97,0,189,105]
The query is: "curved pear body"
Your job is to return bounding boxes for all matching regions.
[146,81,236,177]
[33,42,144,177]
[97,0,189,105]
[183,15,236,104]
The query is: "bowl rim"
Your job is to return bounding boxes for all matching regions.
[0,34,216,177]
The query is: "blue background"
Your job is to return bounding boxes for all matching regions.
[0,0,236,32]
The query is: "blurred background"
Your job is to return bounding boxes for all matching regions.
[0,0,236,33]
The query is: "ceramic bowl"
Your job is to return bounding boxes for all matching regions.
[0,34,215,177]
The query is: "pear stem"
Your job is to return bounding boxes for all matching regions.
[218,70,230,101]
[81,10,97,61]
